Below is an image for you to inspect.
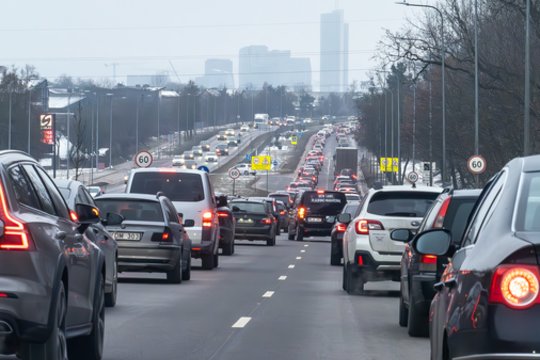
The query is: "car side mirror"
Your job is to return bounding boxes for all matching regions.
[75,203,101,233]
[413,229,452,256]
[337,213,352,224]
[183,219,195,227]
[390,229,413,243]
[103,212,124,226]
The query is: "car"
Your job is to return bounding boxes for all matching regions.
[345,193,361,202]
[216,195,236,256]
[390,188,480,337]
[204,152,218,163]
[249,197,282,235]
[172,155,185,167]
[227,140,238,148]
[231,199,277,246]
[217,132,227,141]
[125,168,220,270]
[192,146,203,157]
[95,193,191,283]
[182,160,198,170]
[288,190,347,241]
[87,185,105,198]
[225,128,235,136]
[409,156,540,359]
[268,192,294,209]
[55,179,120,307]
[240,125,250,132]
[275,200,289,231]
[341,185,442,295]
[340,168,357,179]
[234,163,256,176]
[183,150,195,160]
[201,143,211,152]
[330,202,362,265]
[0,151,106,360]
[215,144,229,156]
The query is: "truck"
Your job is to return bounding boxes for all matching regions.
[253,113,269,128]
[334,147,358,178]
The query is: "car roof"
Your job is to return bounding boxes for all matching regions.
[448,189,482,198]
[94,193,162,202]
[371,185,442,194]
[129,168,205,175]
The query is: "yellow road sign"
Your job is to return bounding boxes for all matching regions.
[251,155,272,171]
[291,136,298,145]
[379,157,399,173]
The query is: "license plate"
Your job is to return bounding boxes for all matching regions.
[113,232,142,241]
[307,217,322,223]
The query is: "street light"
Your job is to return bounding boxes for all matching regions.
[106,94,127,168]
[524,0,531,155]
[396,1,446,183]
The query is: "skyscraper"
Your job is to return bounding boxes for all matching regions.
[320,9,349,93]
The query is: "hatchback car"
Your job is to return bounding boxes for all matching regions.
[415,156,540,359]
[231,200,277,246]
[288,190,347,241]
[391,189,480,337]
[234,163,256,176]
[55,179,120,307]
[172,155,185,167]
[95,193,191,282]
[0,151,105,360]
[330,202,361,266]
[125,168,219,270]
[341,185,442,294]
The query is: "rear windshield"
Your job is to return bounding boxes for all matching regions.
[231,202,266,214]
[130,172,205,202]
[342,203,360,215]
[367,191,438,217]
[95,199,164,222]
[301,192,346,215]
[516,173,540,231]
[270,194,290,206]
[444,198,477,242]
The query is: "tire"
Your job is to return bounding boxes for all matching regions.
[105,260,118,307]
[330,240,341,266]
[231,240,235,254]
[296,227,304,242]
[166,257,182,284]
[266,235,276,246]
[399,292,409,327]
[222,238,233,256]
[201,253,215,270]
[288,231,295,240]
[67,273,105,360]
[19,282,68,360]
[342,264,348,291]
[345,265,365,295]
[214,253,219,268]
[182,252,191,281]
[407,294,429,337]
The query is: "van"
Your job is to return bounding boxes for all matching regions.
[125,168,220,269]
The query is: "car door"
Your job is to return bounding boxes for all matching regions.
[30,166,97,325]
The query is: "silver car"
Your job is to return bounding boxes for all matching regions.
[95,193,192,283]
[55,179,119,307]
[125,168,220,270]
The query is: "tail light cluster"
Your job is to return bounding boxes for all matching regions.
[297,207,306,220]
[202,211,214,228]
[217,211,229,218]
[433,197,451,228]
[489,265,540,309]
[419,254,437,272]
[152,228,173,242]
[0,183,31,250]
[355,219,384,235]
[336,223,347,232]
[261,218,273,225]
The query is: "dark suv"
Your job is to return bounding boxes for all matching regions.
[0,151,106,360]
[288,190,346,241]
[391,189,480,337]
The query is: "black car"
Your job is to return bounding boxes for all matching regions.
[275,200,289,231]
[268,192,293,209]
[215,144,229,156]
[391,189,480,337]
[415,155,540,359]
[231,200,277,246]
[216,195,236,255]
[249,197,281,235]
[330,202,361,266]
[288,190,346,241]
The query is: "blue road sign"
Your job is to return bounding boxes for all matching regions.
[198,165,210,173]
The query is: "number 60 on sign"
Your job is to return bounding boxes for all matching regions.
[467,155,487,175]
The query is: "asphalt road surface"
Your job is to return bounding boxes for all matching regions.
[100,132,429,360]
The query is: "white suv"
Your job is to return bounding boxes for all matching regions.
[342,185,442,294]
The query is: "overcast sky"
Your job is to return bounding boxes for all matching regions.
[0,0,418,89]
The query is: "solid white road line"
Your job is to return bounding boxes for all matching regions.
[288,265,295,269]
[278,275,287,280]
[296,256,302,260]
[232,317,252,328]
[262,291,275,298]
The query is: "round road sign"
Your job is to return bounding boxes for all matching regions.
[228,168,241,179]
[467,155,487,175]
[134,150,153,168]
[407,171,419,183]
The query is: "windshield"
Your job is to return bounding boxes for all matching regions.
[231,201,266,214]
[95,199,163,222]
[130,172,205,202]
[367,191,439,217]
[301,191,346,215]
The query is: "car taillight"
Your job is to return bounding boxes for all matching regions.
[355,219,384,235]
[489,265,540,309]
[152,228,173,242]
[280,210,286,215]
[261,218,273,225]
[336,223,347,232]
[297,207,306,220]
[419,255,437,272]
[217,212,229,218]
[202,211,213,228]
[433,197,451,228]
[317,189,325,195]
[0,183,30,250]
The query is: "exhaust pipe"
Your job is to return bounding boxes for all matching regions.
[0,321,13,336]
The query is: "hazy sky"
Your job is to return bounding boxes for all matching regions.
[0,0,417,89]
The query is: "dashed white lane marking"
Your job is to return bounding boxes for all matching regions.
[300,250,306,253]
[262,291,275,298]
[288,264,295,269]
[296,256,302,260]
[304,244,309,247]
[278,275,287,280]
[232,317,252,328]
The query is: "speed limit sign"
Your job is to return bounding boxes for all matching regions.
[134,150,153,168]
[228,167,240,179]
[467,155,487,175]
[407,171,419,183]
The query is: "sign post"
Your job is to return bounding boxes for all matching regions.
[228,167,240,196]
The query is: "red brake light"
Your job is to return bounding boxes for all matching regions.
[217,212,229,218]
[336,223,347,232]
[421,255,437,264]
[159,168,177,173]
[69,210,79,222]
[202,211,213,228]
[317,189,325,195]
[298,207,306,220]
[433,197,452,228]
[261,218,273,225]
[280,210,286,215]
[489,265,540,309]
[355,219,384,235]
[0,183,30,250]
[162,231,171,241]
[357,255,364,266]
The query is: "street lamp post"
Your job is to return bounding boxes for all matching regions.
[8,91,12,150]
[524,0,531,155]
[396,1,446,183]
[107,94,113,168]
[157,92,161,160]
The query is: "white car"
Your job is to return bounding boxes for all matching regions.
[225,128,236,136]
[172,155,185,167]
[240,125,250,132]
[341,185,442,294]
[204,152,218,163]
[345,193,361,202]
[234,163,256,176]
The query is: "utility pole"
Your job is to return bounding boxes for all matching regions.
[524,0,531,156]
[8,91,12,150]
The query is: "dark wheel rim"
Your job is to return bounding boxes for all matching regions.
[57,287,67,360]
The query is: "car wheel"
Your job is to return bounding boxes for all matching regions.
[214,253,219,268]
[166,256,183,284]
[243,170,249,176]
[288,229,295,240]
[20,282,68,360]
[67,273,105,360]
[201,253,215,270]
[407,294,429,337]
[330,239,341,266]
[182,254,191,281]
[342,263,348,291]
[231,240,235,254]
[399,291,408,327]
[296,227,304,242]
[346,266,365,295]
[222,238,234,256]
[276,224,281,236]
[105,260,118,307]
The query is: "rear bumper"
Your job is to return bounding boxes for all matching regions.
[118,245,181,272]
[235,226,272,240]
[299,224,333,238]
[350,251,400,281]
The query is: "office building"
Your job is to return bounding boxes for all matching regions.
[320,9,349,92]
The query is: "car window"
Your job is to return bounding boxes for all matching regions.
[300,191,346,215]
[34,167,70,219]
[231,202,266,214]
[444,198,478,243]
[367,191,439,218]
[22,165,57,216]
[417,197,443,232]
[95,199,164,222]
[8,165,40,210]
[130,172,205,202]
[164,201,179,223]
[515,172,540,231]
